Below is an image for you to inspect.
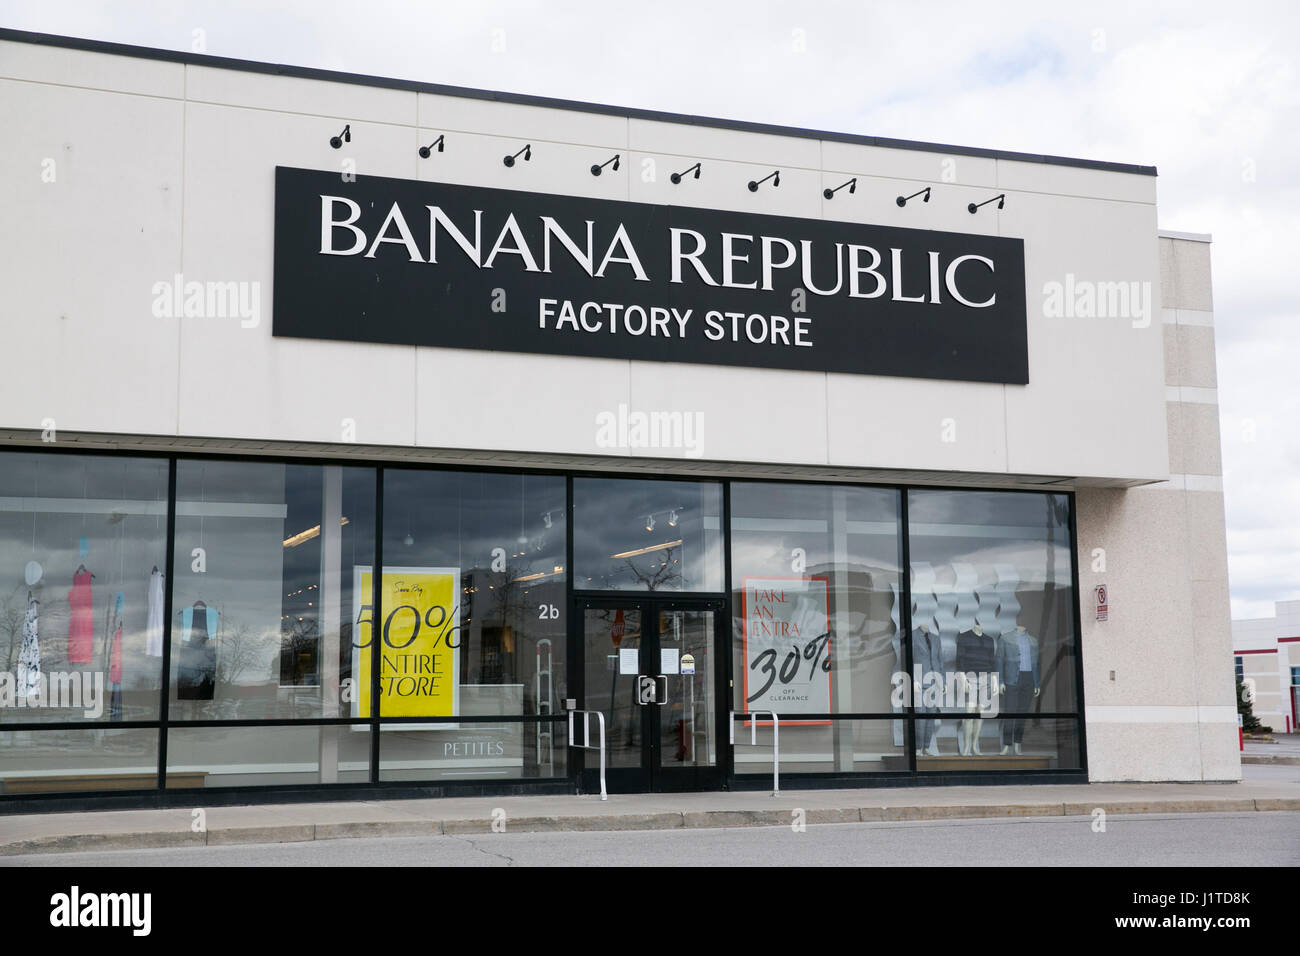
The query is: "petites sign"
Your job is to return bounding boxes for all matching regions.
[1095,584,1108,622]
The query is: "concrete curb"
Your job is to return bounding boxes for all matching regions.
[1061,798,1259,815]
[3,797,1297,855]
[313,821,437,841]
[205,824,316,846]
[1253,798,1300,811]
[1240,755,1300,765]
[0,830,205,856]
[443,812,685,834]
[869,803,1065,821]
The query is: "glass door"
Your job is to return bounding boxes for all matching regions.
[654,604,721,791]
[578,598,724,793]
[580,602,648,791]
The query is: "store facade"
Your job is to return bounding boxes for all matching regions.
[0,29,1239,808]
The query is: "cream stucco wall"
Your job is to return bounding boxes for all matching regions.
[0,36,1169,484]
[1076,235,1240,781]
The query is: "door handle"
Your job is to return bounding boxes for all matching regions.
[654,674,668,705]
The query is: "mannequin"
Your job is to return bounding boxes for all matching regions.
[998,625,1040,754]
[911,624,943,756]
[955,621,997,755]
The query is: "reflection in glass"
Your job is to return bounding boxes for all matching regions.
[165,724,371,786]
[0,452,168,724]
[910,717,1081,770]
[170,461,376,720]
[733,719,904,774]
[907,490,1077,761]
[658,609,716,769]
[379,470,565,731]
[582,606,642,768]
[0,727,159,793]
[378,721,567,781]
[574,478,723,592]
[729,483,902,717]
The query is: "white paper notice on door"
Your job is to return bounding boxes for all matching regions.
[660,648,680,674]
[618,647,639,675]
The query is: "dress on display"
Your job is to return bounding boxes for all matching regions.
[18,591,41,700]
[177,600,219,701]
[67,567,94,663]
[145,568,164,658]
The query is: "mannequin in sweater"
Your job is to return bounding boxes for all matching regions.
[955,622,997,756]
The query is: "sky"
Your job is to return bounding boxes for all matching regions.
[1,0,1296,621]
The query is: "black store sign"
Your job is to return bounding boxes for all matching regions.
[272,166,1028,383]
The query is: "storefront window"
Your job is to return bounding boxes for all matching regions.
[377,721,567,781]
[730,482,902,716]
[0,452,1087,797]
[165,725,372,787]
[378,469,566,722]
[0,727,159,794]
[0,452,168,725]
[574,477,723,592]
[906,490,1079,763]
[374,468,566,780]
[732,719,905,774]
[170,460,376,720]
[729,483,903,775]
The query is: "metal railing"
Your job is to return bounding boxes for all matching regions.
[567,709,608,801]
[730,710,780,794]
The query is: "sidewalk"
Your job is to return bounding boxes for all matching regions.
[3,776,1297,856]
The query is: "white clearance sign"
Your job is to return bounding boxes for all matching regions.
[741,576,833,717]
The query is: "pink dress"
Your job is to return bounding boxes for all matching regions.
[67,569,94,663]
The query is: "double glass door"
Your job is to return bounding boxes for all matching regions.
[578,598,724,793]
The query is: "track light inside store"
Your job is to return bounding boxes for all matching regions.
[748,170,780,192]
[418,135,445,158]
[513,566,565,583]
[668,510,678,527]
[670,162,701,184]
[611,539,683,560]
[403,531,415,547]
[329,124,351,149]
[645,514,655,532]
[283,517,351,548]
[503,144,531,167]
[896,186,930,207]
[823,177,856,200]
[591,153,620,176]
[543,511,553,529]
[968,193,1006,214]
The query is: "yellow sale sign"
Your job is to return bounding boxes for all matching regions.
[352,566,461,720]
